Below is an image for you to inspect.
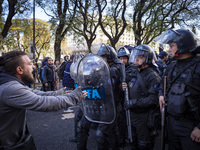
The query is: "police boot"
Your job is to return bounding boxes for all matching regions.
[77,123,88,150]
[69,113,79,143]
[77,132,88,150]
[96,130,109,150]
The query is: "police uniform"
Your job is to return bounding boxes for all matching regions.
[156,29,200,150]
[126,66,161,150]
[159,56,200,150]
[117,47,131,146]
[77,45,123,150]
[124,44,161,150]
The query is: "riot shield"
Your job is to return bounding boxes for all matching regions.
[70,54,84,82]
[77,53,116,124]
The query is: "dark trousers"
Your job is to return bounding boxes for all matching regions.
[77,115,119,150]
[130,112,154,150]
[44,82,55,91]
[167,115,200,150]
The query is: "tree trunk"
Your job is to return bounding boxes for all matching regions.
[1,0,17,38]
[87,40,92,53]
[54,39,61,61]
[110,40,116,50]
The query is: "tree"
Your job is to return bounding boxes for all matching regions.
[1,18,51,59]
[0,0,30,43]
[36,0,78,61]
[96,0,127,49]
[129,0,200,45]
[71,0,99,53]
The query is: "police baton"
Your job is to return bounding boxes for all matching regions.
[161,76,167,150]
[120,64,133,144]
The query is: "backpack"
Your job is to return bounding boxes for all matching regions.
[57,62,67,80]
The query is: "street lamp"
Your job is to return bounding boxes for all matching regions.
[33,0,35,60]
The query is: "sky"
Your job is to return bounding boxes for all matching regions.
[30,6,49,22]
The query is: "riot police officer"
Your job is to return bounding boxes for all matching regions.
[76,44,123,150]
[122,44,161,150]
[156,29,200,150]
[97,44,123,150]
[117,47,130,146]
[117,46,130,67]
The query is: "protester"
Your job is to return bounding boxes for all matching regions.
[122,44,161,150]
[33,57,40,83]
[38,57,49,91]
[54,59,61,89]
[42,57,56,91]
[0,51,87,150]
[62,55,75,90]
[156,29,200,150]
[58,55,69,81]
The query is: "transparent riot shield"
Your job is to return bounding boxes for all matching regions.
[77,53,116,124]
[70,54,84,82]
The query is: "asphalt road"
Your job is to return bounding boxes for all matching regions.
[27,107,166,150]
[27,107,97,150]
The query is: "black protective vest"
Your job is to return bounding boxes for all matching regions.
[126,67,160,112]
[166,56,200,117]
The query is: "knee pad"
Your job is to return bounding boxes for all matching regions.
[96,129,104,138]
[96,130,106,143]
[138,140,153,150]
[96,130,109,149]
[77,119,91,136]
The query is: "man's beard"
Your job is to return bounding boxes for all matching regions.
[22,73,35,84]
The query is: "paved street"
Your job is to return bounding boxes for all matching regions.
[27,106,166,150]
[27,107,96,150]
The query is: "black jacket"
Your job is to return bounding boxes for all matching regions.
[42,64,56,84]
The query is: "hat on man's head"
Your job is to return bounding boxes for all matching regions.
[158,51,168,59]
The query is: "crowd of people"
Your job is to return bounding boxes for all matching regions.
[1,28,200,150]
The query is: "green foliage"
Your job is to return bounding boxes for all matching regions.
[130,0,200,45]
[1,18,51,58]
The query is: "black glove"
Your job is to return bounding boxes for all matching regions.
[124,99,137,110]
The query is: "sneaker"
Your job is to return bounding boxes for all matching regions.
[69,137,77,143]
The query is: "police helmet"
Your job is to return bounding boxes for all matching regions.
[129,44,154,67]
[154,29,200,54]
[124,45,135,53]
[97,44,117,63]
[117,47,130,58]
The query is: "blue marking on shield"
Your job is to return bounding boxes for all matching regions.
[83,86,106,100]
[92,89,100,98]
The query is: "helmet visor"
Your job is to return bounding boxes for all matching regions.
[154,29,182,45]
[129,49,148,66]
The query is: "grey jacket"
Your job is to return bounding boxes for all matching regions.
[0,80,84,148]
